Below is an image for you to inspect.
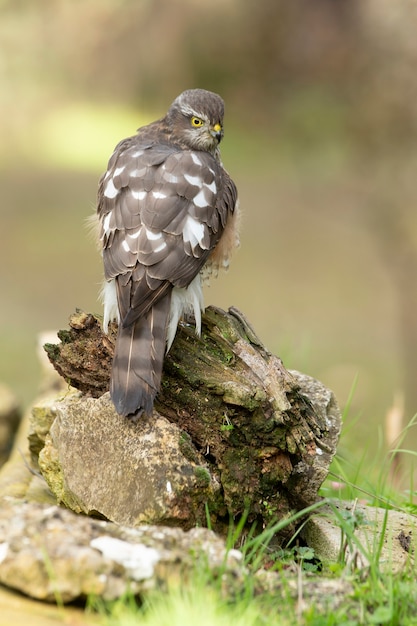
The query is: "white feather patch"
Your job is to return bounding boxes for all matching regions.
[114,166,125,176]
[152,191,167,199]
[183,215,205,248]
[205,180,217,193]
[130,168,147,177]
[104,178,119,199]
[103,212,112,236]
[161,166,179,183]
[145,228,163,241]
[153,241,167,253]
[184,173,203,188]
[131,190,147,200]
[193,188,209,208]
[127,228,141,239]
[167,274,204,351]
[191,153,203,166]
[101,279,119,332]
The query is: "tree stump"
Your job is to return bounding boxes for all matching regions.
[43,306,341,538]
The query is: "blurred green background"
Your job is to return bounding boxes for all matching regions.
[1,0,417,479]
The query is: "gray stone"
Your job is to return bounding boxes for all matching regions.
[0,584,99,626]
[37,392,221,528]
[0,499,243,603]
[28,389,64,464]
[255,569,354,614]
[0,398,56,504]
[0,383,21,468]
[302,500,417,573]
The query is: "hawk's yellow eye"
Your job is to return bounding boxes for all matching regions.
[191,116,204,128]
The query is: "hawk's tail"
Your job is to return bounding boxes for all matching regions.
[110,294,171,418]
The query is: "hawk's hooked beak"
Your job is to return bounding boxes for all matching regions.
[211,123,223,143]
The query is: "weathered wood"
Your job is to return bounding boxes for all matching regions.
[44,306,341,536]
[43,310,116,397]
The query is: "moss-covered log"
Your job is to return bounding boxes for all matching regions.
[44,306,341,535]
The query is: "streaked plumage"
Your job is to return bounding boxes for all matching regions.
[97,89,239,418]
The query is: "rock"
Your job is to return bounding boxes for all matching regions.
[255,569,354,614]
[40,307,342,537]
[0,397,56,505]
[0,499,243,603]
[32,373,341,537]
[302,500,417,573]
[0,584,101,626]
[28,390,66,465]
[38,392,222,528]
[0,383,21,468]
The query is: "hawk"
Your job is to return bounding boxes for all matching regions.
[97,88,239,418]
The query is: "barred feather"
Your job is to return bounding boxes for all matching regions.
[110,294,170,417]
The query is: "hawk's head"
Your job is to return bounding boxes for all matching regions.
[166,88,225,153]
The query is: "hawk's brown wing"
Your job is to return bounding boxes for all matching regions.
[98,140,237,326]
[97,138,237,417]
